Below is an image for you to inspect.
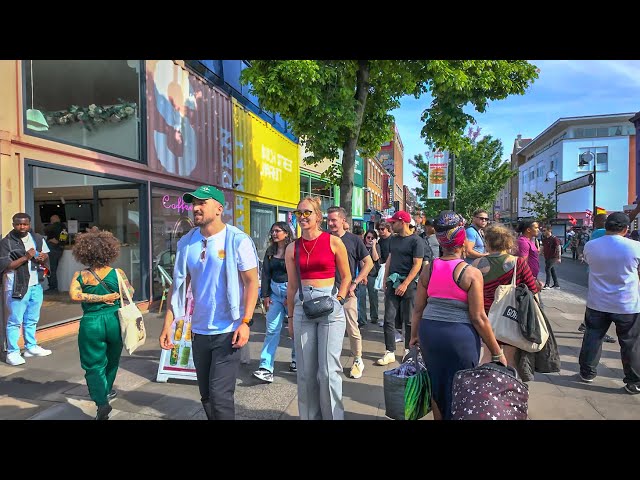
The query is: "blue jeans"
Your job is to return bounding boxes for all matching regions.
[294,285,346,420]
[259,280,296,372]
[5,284,44,353]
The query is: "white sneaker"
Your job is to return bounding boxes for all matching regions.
[394,330,403,343]
[23,345,52,357]
[6,352,25,366]
[376,350,396,366]
[350,357,364,379]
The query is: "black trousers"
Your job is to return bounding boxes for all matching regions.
[192,331,241,420]
[579,307,640,385]
[544,258,559,286]
[48,245,64,290]
[383,280,417,351]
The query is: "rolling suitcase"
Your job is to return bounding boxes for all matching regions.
[451,361,528,420]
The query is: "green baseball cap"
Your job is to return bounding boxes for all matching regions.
[182,185,225,205]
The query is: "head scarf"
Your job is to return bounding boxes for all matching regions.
[436,225,467,249]
[433,210,464,232]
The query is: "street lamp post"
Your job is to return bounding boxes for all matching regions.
[545,169,559,221]
[579,150,597,226]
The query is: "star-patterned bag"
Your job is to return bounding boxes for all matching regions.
[451,361,528,420]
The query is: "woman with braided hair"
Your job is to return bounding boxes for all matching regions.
[409,211,505,420]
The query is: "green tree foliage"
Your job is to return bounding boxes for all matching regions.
[411,134,515,223]
[522,191,556,224]
[241,60,538,220]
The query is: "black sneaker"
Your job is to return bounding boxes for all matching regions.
[252,368,274,383]
[288,361,297,372]
[552,284,561,289]
[624,383,640,395]
[604,334,616,343]
[107,389,117,401]
[542,284,551,290]
[578,323,586,333]
[579,373,596,383]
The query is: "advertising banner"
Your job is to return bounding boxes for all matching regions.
[352,186,364,218]
[354,155,364,187]
[427,150,449,200]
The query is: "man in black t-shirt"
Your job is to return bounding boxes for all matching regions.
[376,221,393,265]
[327,207,373,380]
[377,211,425,366]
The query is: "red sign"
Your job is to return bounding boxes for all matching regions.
[382,172,390,209]
[434,189,440,197]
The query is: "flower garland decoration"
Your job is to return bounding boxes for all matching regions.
[45,99,137,131]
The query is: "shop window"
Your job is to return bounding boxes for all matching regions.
[24,60,142,161]
[31,165,144,329]
[578,147,608,172]
[250,202,276,260]
[151,187,194,299]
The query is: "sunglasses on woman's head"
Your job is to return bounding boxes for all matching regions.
[293,210,313,218]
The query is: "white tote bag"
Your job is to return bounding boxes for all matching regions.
[115,269,147,355]
[374,263,386,291]
[487,260,549,353]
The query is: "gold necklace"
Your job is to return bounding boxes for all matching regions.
[302,234,321,268]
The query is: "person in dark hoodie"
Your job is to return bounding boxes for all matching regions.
[0,213,52,366]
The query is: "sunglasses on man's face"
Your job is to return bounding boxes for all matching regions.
[475,216,489,221]
[293,210,313,218]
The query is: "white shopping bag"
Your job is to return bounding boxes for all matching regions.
[374,263,386,291]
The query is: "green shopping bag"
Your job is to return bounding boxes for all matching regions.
[383,347,432,420]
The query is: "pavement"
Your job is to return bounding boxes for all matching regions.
[1,279,639,420]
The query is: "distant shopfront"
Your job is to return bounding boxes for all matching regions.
[233,100,299,259]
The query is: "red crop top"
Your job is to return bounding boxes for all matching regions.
[297,231,336,280]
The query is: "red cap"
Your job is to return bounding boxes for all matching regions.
[387,210,411,223]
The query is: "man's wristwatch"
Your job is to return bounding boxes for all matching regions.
[242,317,254,327]
[336,295,346,306]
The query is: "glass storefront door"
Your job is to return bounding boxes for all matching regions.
[27,164,146,328]
[250,202,276,260]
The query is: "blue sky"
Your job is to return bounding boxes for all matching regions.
[392,60,640,191]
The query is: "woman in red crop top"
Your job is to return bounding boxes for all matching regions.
[284,196,350,420]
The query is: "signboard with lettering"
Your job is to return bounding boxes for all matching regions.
[352,186,364,218]
[354,155,364,187]
[232,100,299,206]
[427,150,450,200]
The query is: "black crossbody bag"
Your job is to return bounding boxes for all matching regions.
[295,239,336,319]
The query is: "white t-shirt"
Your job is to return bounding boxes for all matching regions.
[4,234,50,292]
[584,234,640,314]
[186,227,258,334]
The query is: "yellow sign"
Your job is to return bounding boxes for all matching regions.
[233,101,299,205]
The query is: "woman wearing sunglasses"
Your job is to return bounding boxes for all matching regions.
[285,197,351,420]
[253,222,297,383]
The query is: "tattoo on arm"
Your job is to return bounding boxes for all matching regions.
[118,269,135,298]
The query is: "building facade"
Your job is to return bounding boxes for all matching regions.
[517,113,636,224]
[377,123,405,214]
[0,59,300,344]
[364,155,385,229]
[403,185,417,215]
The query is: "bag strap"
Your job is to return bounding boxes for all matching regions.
[87,268,115,294]
[510,257,518,287]
[455,263,471,288]
[295,240,304,302]
[114,268,133,306]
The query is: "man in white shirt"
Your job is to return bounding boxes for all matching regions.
[578,212,640,394]
[160,186,259,420]
[0,213,52,366]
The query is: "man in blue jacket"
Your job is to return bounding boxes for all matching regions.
[159,186,259,420]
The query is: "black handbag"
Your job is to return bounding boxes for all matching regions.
[295,239,336,319]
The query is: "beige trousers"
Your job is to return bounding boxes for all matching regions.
[342,295,362,357]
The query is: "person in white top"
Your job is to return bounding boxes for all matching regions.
[0,213,52,366]
[159,186,259,420]
[578,212,640,394]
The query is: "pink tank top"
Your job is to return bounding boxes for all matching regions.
[427,258,469,303]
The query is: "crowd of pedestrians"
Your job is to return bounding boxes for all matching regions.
[4,183,640,421]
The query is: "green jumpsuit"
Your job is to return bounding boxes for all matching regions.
[77,268,123,407]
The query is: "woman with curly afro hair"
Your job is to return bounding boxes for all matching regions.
[69,229,134,420]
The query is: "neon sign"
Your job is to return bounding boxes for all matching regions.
[162,195,193,214]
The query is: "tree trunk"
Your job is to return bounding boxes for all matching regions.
[340,60,370,226]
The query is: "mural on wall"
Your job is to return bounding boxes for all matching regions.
[146,60,233,188]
